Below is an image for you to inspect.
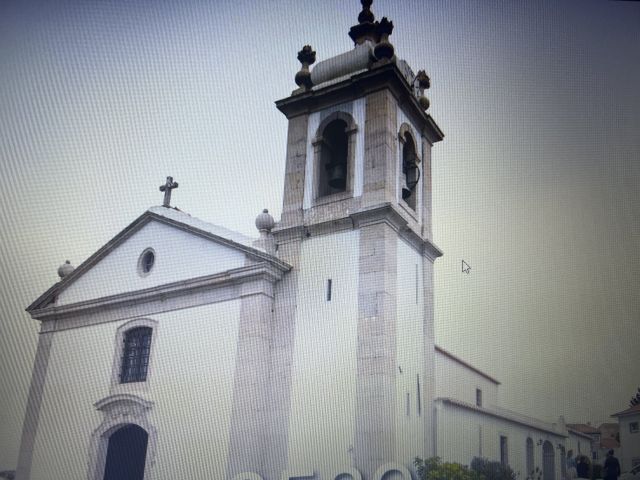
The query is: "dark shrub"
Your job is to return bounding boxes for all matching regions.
[470,457,518,480]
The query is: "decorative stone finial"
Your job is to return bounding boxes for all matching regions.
[357,0,374,24]
[373,17,394,60]
[295,45,316,90]
[415,70,431,111]
[159,176,178,207]
[58,260,75,279]
[349,0,378,45]
[255,209,275,233]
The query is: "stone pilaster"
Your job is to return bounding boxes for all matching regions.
[261,233,304,479]
[226,286,275,478]
[354,222,399,478]
[280,115,309,230]
[421,137,433,241]
[362,90,398,208]
[15,330,54,480]
[421,257,436,458]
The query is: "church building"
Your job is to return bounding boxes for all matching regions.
[16,2,590,480]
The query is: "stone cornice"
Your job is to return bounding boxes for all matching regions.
[275,62,444,145]
[351,203,443,261]
[94,393,154,412]
[29,262,287,323]
[272,203,443,261]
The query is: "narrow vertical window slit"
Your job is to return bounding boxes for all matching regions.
[417,374,422,416]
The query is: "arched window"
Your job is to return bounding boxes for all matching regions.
[526,437,535,477]
[401,131,420,210]
[318,119,349,197]
[120,327,152,383]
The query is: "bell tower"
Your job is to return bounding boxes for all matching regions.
[255,1,444,479]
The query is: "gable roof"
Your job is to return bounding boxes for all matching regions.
[27,206,290,313]
[566,427,596,441]
[611,403,640,418]
[435,344,501,385]
[566,423,600,434]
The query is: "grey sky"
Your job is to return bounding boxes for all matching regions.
[1,0,639,470]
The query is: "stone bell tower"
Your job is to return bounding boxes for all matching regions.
[257,1,444,479]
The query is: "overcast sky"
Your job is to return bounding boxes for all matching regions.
[1,0,639,470]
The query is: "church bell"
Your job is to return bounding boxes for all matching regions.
[401,162,420,199]
[327,162,347,189]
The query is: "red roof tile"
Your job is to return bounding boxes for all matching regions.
[611,403,640,418]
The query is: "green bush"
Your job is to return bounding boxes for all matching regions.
[470,457,518,480]
[414,457,482,480]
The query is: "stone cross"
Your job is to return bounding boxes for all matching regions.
[159,176,178,207]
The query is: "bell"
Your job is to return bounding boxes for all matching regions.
[402,164,420,199]
[327,163,347,189]
[402,184,412,200]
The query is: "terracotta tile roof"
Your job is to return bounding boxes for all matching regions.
[566,423,600,434]
[611,403,640,418]
[567,428,596,440]
[598,422,619,430]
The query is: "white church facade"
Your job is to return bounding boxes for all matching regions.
[16,2,591,480]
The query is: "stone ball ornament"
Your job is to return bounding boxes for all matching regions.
[415,70,431,111]
[255,209,275,233]
[418,95,430,111]
[57,260,75,278]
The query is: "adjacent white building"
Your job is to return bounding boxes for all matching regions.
[612,404,640,472]
[15,3,590,480]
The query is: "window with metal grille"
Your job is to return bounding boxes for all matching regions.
[120,327,152,383]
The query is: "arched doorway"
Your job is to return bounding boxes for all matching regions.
[103,424,148,480]
[543,441,555,480]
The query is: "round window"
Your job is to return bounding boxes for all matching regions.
[138,248,155,276]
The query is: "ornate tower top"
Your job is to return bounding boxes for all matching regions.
[348,0,394,48]
[348,0,376,44]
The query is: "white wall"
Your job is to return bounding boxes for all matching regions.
[566,432,591,460]
[286,230,360,478]
[435,401,566,480]
[29,299,242,480]
[619,414,640,472]
[395,238,428,463]
[435,349,499,408]
[57,220,246,305]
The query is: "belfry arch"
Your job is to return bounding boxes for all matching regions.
[312,111,358,200]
